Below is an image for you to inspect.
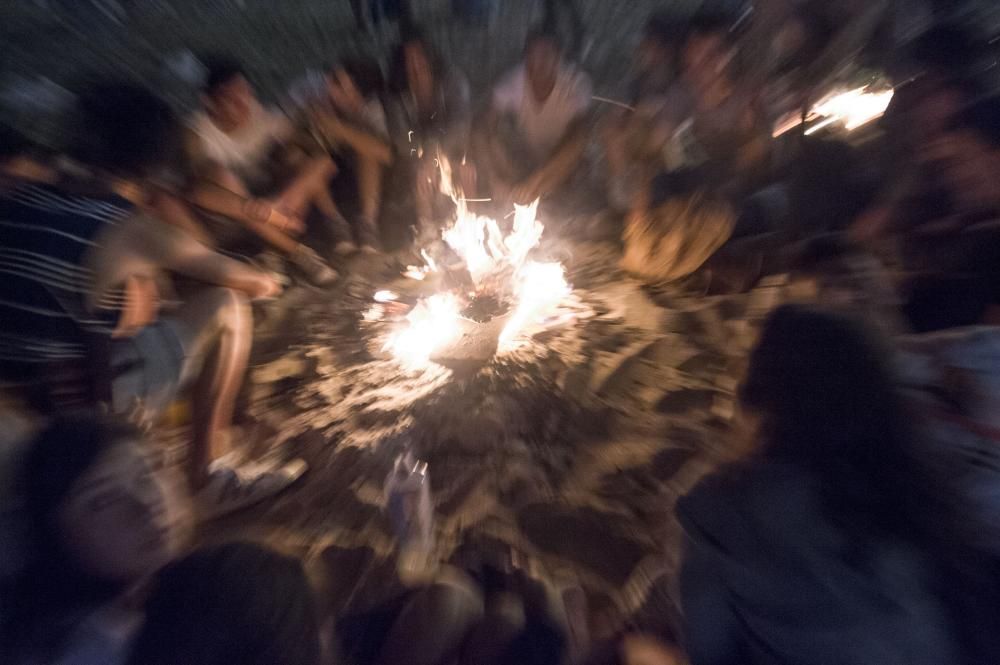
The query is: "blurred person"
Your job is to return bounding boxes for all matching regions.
[384,29,472,244]
[603,15,686,211]
[668,14,770,199]
[127,542,322,665]
[0,83,306,518]
[2,416,189,665]
[853,26,988,246]
[184,57,347,273]
[308,59,394,252]
[901,97,1000,332]
[677,306,967,665]
[479,28,593,207]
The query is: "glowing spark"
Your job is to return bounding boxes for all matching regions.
[592,96,636,111]
[374,290,399,302]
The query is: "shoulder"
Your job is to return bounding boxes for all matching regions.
[493,67,526,107]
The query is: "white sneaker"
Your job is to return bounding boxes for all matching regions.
[196,458,308,521]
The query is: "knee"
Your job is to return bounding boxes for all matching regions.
[200,287,252,331]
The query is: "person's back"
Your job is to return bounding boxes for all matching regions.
[0,181,133,382]
[678,458,958,665]
[677,306,965,665]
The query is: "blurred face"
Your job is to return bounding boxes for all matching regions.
[682,32,730,94]
[525,38,560,103]
[925,130,1000,209]
[636,36,672,76]
[327,67,364,116]
[405,43,435,103]
[57,442,184,583]
[205,75,255,129]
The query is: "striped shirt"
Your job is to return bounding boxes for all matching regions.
[0,183,132,375]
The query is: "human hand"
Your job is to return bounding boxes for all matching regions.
[327,67,365,117]
[112,274,160,339]
[242,271,283,300]
[269,206,306,235]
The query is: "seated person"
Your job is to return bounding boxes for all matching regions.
[306,59,395,251]
[677,306,971,665]
[3,416,189,664]
[603,14,686,210]
[384,29,473,244]
[654,15,771,203]
[479,28,593,207]
[184,57,347,272]
[901,97,1000,332]
[0,83,305,517]
[128,542,322,665]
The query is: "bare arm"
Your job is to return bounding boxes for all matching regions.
[316,113,393,165]
[88,213,279,309]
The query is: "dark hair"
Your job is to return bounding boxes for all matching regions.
[525,26,562,53]
[335,57,385,99]
[128,542,321,665]
[68,83,179,178]
[741,306,940,541]
[949,96,1000,149]
[3,415,143,658]
[685,13,733,43]
[201,55,246,95]
[643,13,684,49]
[388,31,444,94]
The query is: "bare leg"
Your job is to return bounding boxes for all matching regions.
[168,287,253,489]
[357,154,384,241]
[272,156,339,219]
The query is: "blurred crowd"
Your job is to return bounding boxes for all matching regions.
[3,1,1000,664]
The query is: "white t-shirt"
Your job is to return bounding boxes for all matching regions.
[188,102,292,183]
[492,63,592,159]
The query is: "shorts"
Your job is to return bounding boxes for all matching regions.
[109,318,197,420]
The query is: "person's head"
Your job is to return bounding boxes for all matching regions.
[524,29,563,103]
[327,57,383,115]
[24,415,182,587]
[772,7,835,75]
[928,97,1000,210]
[391,31,440,105]
[680,15,734,95]
[5,415,186,657]
[68,83,179,180]
[635,14,681,88]
[201,56,255,129]
[740,306,929,535]
[128,542,321,665]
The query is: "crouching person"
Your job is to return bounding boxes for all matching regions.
[0,83,306,520]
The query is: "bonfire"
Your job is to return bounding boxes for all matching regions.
[365,160,573,370]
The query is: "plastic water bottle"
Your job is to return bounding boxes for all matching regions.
[384,453,436,581]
